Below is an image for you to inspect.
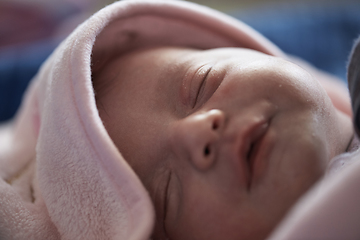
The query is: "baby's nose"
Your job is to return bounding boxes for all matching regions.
[171,109,225,171]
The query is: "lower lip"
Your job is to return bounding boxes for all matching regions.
[248,122,272,188]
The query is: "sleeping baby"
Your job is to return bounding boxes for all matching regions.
[1,0,359,239]
[92,46,353,240]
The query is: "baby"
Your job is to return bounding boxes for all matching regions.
[2,0,359,239]
[92,46,353,240]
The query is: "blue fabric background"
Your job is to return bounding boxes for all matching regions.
[1,2,360,122]
[0,40,58,122]
[231,1,360,81]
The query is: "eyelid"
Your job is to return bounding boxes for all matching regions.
[163,170,172,235]
[193,65,213,108]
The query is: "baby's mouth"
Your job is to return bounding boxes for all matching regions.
[245,121,269,189]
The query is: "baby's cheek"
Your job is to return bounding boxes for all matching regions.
[320,80,352,117]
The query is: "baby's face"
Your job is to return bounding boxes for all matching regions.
[95,47,351,240]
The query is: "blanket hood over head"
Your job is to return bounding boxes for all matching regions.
[0,0,285,239]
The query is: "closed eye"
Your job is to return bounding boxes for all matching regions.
[193,65,212,108]
[163,170,172,236]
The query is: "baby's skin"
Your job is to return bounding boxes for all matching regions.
[93,47,353,240]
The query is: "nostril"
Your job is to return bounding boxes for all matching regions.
[212,121,219,130]
[204,144,211,156]
[209,109,225,131]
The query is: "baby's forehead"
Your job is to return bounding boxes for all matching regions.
[93,47,190,111]
[102,47,193,76]
[95,46,267,85]
[93,47,193,93]
[93,46,273,104]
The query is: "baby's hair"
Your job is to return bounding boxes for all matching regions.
[92,69,107,117]
[91,53,119,119]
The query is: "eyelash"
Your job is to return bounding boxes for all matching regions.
[163,170,172,236]
[193,66,212,108]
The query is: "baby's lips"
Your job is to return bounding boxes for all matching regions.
[244,120,269,188]
[250,123,275,188]
[247,122,269,182]
[231,116,268,188]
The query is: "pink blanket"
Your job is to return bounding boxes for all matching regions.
[0,0,357,239]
